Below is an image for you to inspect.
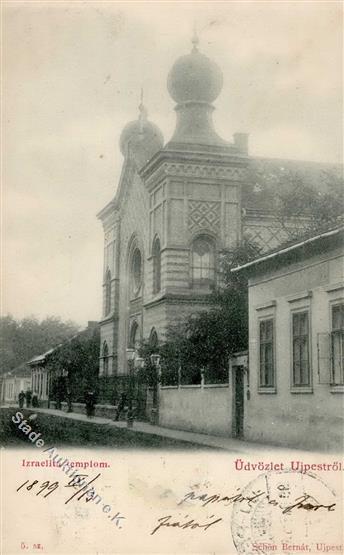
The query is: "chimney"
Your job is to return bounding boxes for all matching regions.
[233,133,249,155]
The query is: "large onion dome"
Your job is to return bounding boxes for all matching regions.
[165,34,228,148]
[167,35,223,104]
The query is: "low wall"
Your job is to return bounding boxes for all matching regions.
[159,385,232,436]
[245,398,344,452]
[57,402,118,419]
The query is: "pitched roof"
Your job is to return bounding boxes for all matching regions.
[4,362,32,378]
[28,322,99,366]
[232,226,344,274]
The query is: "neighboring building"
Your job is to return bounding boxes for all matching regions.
[28,322,99,406]
[28,347,56,403]
[1,363,32,405]
[233,226,344,450]
[97,35,340,396]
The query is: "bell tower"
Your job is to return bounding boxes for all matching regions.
[140,36,249,333]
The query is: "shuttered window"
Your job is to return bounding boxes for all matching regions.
[292,311,310,386]
[259,319,274,387]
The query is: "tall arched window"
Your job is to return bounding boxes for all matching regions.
[102,341,109,376]
[105,268,111,315]
[149,328,159,349]
[152,237,161,294]
[131,248,142,297]
[129,320,140,350]
[191,235,216,288]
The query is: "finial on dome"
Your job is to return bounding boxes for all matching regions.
[191,23,199,52]
[138,87,148,133]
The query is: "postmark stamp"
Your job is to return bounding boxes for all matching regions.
[231,471,339,555]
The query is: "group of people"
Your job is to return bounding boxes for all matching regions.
[18,390,39,409]
[17,388,124,420]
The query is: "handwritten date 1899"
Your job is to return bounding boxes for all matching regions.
[17,479,59,498]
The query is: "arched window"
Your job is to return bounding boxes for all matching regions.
[102,341,109,376]
[152,237,161,294]
[149,328,159,349]
[129,320,140,350]
[191,235,216,288]
[105,268,111,315]
[131,248,142,296]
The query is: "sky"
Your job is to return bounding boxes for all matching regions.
[2,1,343,326]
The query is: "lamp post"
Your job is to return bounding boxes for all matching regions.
[126,348,136,428]
[150,353,161,425]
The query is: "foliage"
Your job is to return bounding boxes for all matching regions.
[244,166,343,241]
[154,171,343,386]
[48,325,100,403]
[0,315,80,375]
[272,171,343,240]
[142,238,261,386]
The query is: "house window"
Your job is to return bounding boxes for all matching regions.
[152,237,161,294]
[131,248,142,296]
[105,269,111,315]
[292,311,310,386]
[102,341,109,376]
[191,235,215,288]
[331,303,344,385]
[259,319,274,388]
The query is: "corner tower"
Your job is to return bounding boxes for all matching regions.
[140,36,249,337]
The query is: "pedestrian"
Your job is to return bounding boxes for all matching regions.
[85,390,96,418]
[18,390,25,409]
[32,393,39,408]
[114,392,127,421]
[25,390,32,408]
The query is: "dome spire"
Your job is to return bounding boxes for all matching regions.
[191,23,199,52]
[138,87,148,133]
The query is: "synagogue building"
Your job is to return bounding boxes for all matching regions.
[97,35,339,392]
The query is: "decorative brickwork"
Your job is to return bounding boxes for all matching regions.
[164,163,246,180]
[244,223,289,252]
[188,200,221,235]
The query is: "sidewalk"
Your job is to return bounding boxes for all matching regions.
[4,404,320,455]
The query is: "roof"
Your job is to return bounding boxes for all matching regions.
[232,226,344,274]
[28,346,60,366]
[28,322,99,366]
[4,362,32,378]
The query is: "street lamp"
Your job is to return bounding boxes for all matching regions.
[150,353,161,425]
[63,365,73,413]
[126,348,136,428]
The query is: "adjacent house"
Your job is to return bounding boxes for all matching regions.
[232,226,343,450]
[28,321,99,407]
[1,363,32,405]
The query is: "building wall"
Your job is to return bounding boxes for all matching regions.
[2,377,31,403]
[100,155,246,382]
[32,368,49,401]
[159,385,232,436]
[246,246,343,450]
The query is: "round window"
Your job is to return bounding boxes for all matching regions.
[132,248,142,293]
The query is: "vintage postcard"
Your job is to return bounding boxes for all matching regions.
[1,1,343,554]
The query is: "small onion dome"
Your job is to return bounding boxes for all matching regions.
[167,36,223,104]
[119,103,163,166]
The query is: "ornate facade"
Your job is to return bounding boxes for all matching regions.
[97,36,338,386]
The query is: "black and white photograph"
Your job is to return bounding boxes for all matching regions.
[1,1,343,554]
